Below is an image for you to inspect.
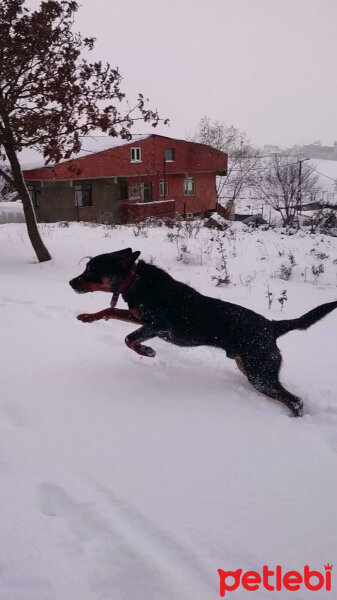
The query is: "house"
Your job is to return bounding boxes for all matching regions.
[23,134,227,223]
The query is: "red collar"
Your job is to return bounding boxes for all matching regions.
[110,262,138,308]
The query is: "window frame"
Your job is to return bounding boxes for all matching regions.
[183,176,195,196]
[164,148,175,162]
[74,183,92,207]
[130,147,142,163]
[159,179,168,197]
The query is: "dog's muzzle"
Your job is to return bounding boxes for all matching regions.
[69,277,90,293]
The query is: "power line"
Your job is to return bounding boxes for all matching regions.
[306,163,337,182]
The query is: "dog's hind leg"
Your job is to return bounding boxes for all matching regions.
[235,356,247,376]
[241,348,303,417]
[125,326,157,358]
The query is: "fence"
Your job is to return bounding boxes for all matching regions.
[0,202,25,224]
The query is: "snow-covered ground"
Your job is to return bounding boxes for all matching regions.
[1,220,337,599]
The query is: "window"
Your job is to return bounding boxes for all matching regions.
[118,179,129,201]
[165,148,175,162]
[128,182,152,203]
[159,179,168,197]
[142,182,152,203]
[130,147,142,162]
[74,184,92,207]
[184,177,195,196]
[27,185,39,208]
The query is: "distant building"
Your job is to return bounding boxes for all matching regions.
[264,141,337,161]
[23,135,227,223]
[263,144,281,155]
[300,141,337,161]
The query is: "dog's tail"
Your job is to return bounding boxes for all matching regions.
[273,300,337,338]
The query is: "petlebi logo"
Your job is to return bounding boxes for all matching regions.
[218,564,333,596]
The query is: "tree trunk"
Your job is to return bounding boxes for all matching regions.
[1,101,51,262]
[3,140,51,263]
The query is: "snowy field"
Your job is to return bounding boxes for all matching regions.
[1,220,337,599]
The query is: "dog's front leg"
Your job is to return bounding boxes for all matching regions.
[77,308,142,324]
[125,326,157,357]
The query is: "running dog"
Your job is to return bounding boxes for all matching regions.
[69,248,337,417]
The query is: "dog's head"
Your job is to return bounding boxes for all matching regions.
[69,248,140,294]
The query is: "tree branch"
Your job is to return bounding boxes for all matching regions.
[0,165,15,186]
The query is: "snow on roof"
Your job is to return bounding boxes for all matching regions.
[18,134,151,169]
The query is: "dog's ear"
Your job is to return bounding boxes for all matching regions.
[117,250,140,270]
[113,248,133,257]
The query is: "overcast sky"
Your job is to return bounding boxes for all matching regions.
[27,0,337,148]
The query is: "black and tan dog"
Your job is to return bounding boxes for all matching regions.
[69,248,337,417]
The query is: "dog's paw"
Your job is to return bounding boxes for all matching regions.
[125,338,156,358]
[140,345,156,358]
[132,344,156,358]
[77,313,95,323]
[290,401,304,418]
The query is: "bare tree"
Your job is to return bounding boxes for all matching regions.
[190,115,260,204]
[0,0,165,262]
[255,153,321,227]
[0,165,17,201]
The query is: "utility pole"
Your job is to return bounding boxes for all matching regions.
[297,157,310,215]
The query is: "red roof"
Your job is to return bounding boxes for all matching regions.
[23,134,227,181]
